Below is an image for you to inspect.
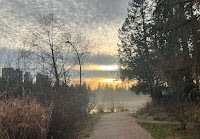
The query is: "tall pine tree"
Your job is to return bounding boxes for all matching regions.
[119,0,200,101]
[151,0,200,101]
[118,0,163,101]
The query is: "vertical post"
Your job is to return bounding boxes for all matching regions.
[80,65,82,88]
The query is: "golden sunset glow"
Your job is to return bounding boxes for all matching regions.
[71,77,137,90]
[101,78,122,83]
[70,64,119,71]
[99,65,118,71]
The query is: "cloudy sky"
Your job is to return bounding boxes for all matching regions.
[0,0,130,88]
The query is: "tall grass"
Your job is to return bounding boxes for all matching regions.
[0,97,52,139]
[0,84,91,139]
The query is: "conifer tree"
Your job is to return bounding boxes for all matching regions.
[118,0,163,100]
[151,0,200,100]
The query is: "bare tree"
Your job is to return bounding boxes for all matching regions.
[22,13,92,138]
[23,13,71,88]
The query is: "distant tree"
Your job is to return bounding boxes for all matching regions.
[99,84,118,112]
[84,83,96,113]
[97,82,102,90]
[87,84,91,91]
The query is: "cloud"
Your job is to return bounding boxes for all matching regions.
[72,70,118,78]
[0,0,129,25]
[0,0,129,79]
[0,0,129,50]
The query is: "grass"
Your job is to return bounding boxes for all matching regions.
[137,122,200,139]
[81,113,104,137]
[0,97,51,139]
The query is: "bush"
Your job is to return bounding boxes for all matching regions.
[134,101,174,121]
[193,103,200,129]
[161,97,196,130]
[116,103,126,112]
[137,101,163,116]
[48,85,90,139]
[0,97,51,139]
[96,104,104,113]
[0,84,91,139]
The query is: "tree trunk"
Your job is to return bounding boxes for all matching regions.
[51,47,59,88]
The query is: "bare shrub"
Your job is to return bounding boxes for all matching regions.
[108,101,115,112]
[96,104,104,113]
[161,98,196,130]
[116,102,126,111]
[135,101,172,121]
[0,97,51,139]
[137,101,159,116]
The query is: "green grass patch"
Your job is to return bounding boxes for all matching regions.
[137,122,200,139]
[81,113,103,137]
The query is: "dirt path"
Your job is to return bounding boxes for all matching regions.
[87,112,152,139]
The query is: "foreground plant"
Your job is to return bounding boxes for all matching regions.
[0,97,52,139]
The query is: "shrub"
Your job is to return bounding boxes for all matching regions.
[135,101,173,121]
[96,104,104,113]
[48,85,89,139]
[116,103,126,111]
[161,98,196,130]
[193,103,200,129]
[137,101,160,116]
[0,97,51,139]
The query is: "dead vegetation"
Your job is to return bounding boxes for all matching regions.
[133,100,200,130]
[0,97,52,139]
[133,101,174,121]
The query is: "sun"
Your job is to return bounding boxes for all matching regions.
[101,79,122,83]
[99,65,118,71]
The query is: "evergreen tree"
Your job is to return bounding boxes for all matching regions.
[151,0,200,101]
[119,0,200,101]
[118,0,163,100]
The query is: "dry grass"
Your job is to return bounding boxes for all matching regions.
[134,101,174,121]
[0,97,52,139]
[136,102,200,138]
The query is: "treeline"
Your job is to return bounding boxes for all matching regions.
[95,82,129,92]
[118,0,200,129]
[92,83,149,113]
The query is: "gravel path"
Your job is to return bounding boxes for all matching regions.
[87,112,152,139]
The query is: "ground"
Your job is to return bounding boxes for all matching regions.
[86,111,152,139]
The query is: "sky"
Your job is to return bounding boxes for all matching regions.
[0,0,131,89]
